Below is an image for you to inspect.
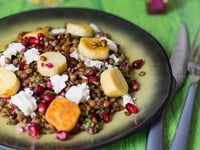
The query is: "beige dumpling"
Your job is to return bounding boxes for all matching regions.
[0,67,20,98]
[78,37,109,60]
[66,23,94,37]
[37,52,67,76]
[100,68,128,97]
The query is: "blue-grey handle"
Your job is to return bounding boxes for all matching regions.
[146,79,176,150]
[146,110,165,150]
[170,83,197,150]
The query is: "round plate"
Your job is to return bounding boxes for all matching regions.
[0,8,174,150]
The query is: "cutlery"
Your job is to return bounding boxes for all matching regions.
[146,23,189,150]
[170,26,200,150]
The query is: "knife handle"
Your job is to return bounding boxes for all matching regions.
[146,111,165,150]
[169,83,197,150]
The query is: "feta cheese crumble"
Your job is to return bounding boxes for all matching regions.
[51,28,66,34]
[65,82,90,104]
[3,42,25,56]
[24,48,39,64]
[50,74,69,94]
[122,94,135,107]
[0,42,25,72]
[11,88,37,116]
[90,23,101,33]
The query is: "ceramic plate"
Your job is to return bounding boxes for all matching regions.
[0,8,174,150]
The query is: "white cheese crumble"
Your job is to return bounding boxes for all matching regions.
[50,74,69,94]
[0,42,25,72]
[122,94,135,107]
[70,50,104,69]
[11,88,37,116]
[3,42,25,56]
[51,28,66,34]
[100,37,118,52]
[24,48,39,64]
[0,56,19,72]
[109,54,120,63]
[65,82,90,104]
[90,23,101,33]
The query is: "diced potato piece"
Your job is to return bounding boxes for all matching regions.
[100,68,128,97]
[78,38,109,60]
[37,52,67,77]
[66,23,94,37]
[45,97,81,132]
[0,67,20,98]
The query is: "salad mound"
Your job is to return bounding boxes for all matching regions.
[0,22,145,140]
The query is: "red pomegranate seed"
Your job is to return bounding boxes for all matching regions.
[37,102,46,113]
[47,81,53,90]
[37,33,44,41]
[57,34,64,41]
[46,63,54,69]
[42,90,55,101]
[83,70,94,77]
[129,80,139,91]
[132,59,144,69]
[101,111,110,123]
[35,43,42,50]
[26,123,40,139]
[89,76,99,83]
[28,37,39,46]
[89,113,96,119]
[22,37,29,45]
[56,131,69,141]
[71,124,81,134]
[33,85,45,95]
[147,0,167,14]
[125,103,138,113]
[18,61,26,70]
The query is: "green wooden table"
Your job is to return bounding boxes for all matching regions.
[0,0,200,150]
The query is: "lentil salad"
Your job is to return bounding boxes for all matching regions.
[0,22,145,140]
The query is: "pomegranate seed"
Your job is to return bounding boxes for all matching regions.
[71,124,81,134]
[35,43,42,50]
[101,111,110,123]
[147,0,166,14]
[83,70,94,77]
[33,85,45,95]
[56,131,69,141]
[18,61,26,70]
[125,103,138,113]
[132,59,144,69]
[46,63,54,68]
[120,60,129,68]
[28,37,39,46]
[26,123,40,139]
[89,113,96,119]
[89,76,99,83]
[22,37,29,45]
[47,81,53,90]
[37,102,46,113]
[129,80,139,91]
[57,34,64,41]
[42,90,55,101]
[37,33,44,41]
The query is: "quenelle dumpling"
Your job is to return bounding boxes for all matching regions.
[37,52,67,76]
[0,67,20,98]
[78,37,109,60]
[100,68,128,97]
[66,22,94,37]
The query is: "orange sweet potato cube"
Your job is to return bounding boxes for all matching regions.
[45,97,81,132]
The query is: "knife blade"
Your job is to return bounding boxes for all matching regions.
[146,23,189,150]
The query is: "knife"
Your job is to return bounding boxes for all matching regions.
[146,23,189,150]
